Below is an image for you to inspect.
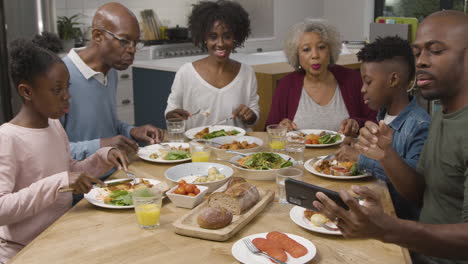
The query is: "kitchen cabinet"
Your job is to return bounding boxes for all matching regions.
[116,68,135,125]
[131,53,360,131]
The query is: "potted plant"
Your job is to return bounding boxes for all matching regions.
[57,14,81,51]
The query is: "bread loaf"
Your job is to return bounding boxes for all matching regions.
[208,178,260,215]
[197,207,233,229]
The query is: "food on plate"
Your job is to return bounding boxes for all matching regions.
[197,207,233,229]
[208,177,260,215]
[149,145,191,160]
[266,231,308,258]
[194,127,240,139]
[314,159,361,176]
[192,167,226,183]
[304,209,339,230]
[296,131,342,145]
[252,238,288,262]
[102,179,154,206]
[236,152,293,170]
[217,141,259,150]
[173,180,201,196]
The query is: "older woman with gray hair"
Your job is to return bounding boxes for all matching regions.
[266,18,376,136]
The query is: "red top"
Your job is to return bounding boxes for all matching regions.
[265,64,377,129]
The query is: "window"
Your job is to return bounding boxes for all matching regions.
[375,0,467,20]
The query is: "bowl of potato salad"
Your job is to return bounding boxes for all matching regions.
[164,162,234,193]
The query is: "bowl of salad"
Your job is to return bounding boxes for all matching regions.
[229,152,295,181]
[208,135,263,160]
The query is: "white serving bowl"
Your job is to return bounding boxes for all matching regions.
[209,136,264,160]
[230,152,295,181]
[164,162,234,193]
[166,185,209,209]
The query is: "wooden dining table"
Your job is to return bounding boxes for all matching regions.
[9,132,411,264]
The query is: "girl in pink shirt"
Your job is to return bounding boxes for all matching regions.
[0,39,129,263]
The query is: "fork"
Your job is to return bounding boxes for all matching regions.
[243,239,287,264]
[214,116,234,125]
[125,171,137,184]
[190,109,201,117]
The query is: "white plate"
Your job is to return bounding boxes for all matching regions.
[289,206,341,236]
[184,125,246,140]
[304,157,371,180]
[231,232,317,264]
[137,143,191,163]
[288,129,345,147]
[84,178,163,209]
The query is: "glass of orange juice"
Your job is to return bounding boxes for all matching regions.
[267,124,287,152]
[190,141,211,162]
[132,187,162,229]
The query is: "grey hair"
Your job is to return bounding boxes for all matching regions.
[284,18,342,71]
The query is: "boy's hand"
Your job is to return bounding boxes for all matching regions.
[355,121,393,162]
[130,125,164,145]
[336,145,359,162]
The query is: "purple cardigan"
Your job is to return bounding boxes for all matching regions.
[266,64,376,128]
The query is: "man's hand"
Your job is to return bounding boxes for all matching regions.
[166,109,190,120]
[233,104,257,124]
[313,185,394,239]
[107,148,129,171]
[336,145,359,162]
[130,125,164,145]
[339,118,360,137]
[279,118,297,131]
[100,135,138,155]
[355,120,393,162]
[68,172,105,194]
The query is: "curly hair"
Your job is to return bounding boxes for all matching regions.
[357,36,415,81]
[32,31,63,53]
[188,0,251,51]
[9,38,63,88]
[284,18,341,71]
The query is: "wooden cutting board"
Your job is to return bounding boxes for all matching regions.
[172,188,274,241]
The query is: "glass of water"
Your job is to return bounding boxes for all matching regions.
[285,135,306,164]
[276,167,304,204]
[166,118,185,142]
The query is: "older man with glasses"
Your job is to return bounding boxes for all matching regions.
[61,3,163,173]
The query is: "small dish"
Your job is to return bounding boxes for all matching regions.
[166,185,209,209]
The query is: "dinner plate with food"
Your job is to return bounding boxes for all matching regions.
[84,178,167,209]
[304,156,371,179]
[289,206,341,235]
[208,135,263,160]
[230,152,294,181]
[137,143,191,163]
[287,129,344,147]
[231,231,317,264]
[184,125,246,140]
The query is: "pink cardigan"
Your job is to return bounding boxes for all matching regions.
[266,64,376,128]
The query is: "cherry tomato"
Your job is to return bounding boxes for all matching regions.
[187,193,196,197]
[306,139,313,144]
[193,187,200,195]
[184,184,194,194]
[174,187,186,195]
[178,180,187,186]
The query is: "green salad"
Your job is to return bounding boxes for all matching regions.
[164,150,191,160]
[319,133,342,144]
[203,129,240,139]
[237,152,293,170]
[108,190,133,206]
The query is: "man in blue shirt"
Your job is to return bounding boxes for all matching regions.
[336,36,431,220]
[61,2,163,161]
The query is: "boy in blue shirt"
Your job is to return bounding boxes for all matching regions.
[336,36,431,220]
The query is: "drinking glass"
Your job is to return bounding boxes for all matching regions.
[189,141,212,162]
[285,135,306,164]
[276,167,304,204]
[266,124,287,152]
[133,187,163,229]
[166,118,185,142]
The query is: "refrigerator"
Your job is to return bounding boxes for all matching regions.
[0,0,56,124]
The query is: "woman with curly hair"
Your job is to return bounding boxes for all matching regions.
[266,18,376,136]
[165,0,259,130]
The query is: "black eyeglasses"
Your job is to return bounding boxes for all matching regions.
[96,28,144,50]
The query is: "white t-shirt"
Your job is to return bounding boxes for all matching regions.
[293,85,350,131]
[165,62,260,130]
[383,112,397,124]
